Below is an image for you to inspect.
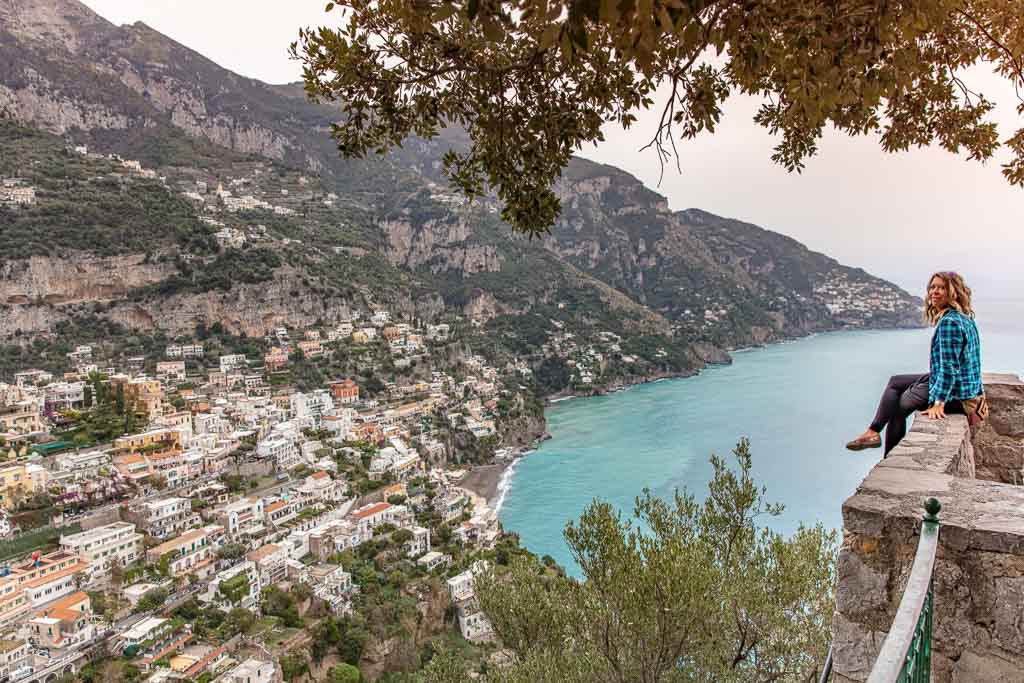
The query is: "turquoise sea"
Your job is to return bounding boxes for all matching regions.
[498,299,1024,577]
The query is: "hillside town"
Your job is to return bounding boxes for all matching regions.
[0,307,552,682]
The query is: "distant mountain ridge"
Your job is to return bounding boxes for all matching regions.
[0,0,921,384]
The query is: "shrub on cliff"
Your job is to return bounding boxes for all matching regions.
[424,439,837,682]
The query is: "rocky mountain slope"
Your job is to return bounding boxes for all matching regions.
[0,0,921,384]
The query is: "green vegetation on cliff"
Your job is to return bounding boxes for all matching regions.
[0,121,216,260]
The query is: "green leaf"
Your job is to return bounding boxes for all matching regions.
[434,4,457,22]
[482,18,505,41]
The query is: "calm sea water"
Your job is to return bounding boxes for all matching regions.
[498,299,1024,577]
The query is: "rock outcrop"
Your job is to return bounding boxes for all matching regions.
[0,254,174,305]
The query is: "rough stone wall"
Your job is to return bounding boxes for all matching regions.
[832,373,1024,683]
[973,378,1024,484]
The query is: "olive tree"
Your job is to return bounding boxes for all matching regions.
[424,439,837,682]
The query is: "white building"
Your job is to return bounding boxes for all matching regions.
[322,409,356,440]
[203,560,261,611]
[246,544,289,586]
[155,361,186,383]
[404,526,431,558]
[256,428,300,471]
[145,526,219,579]
[368,442,421,481]
[165,344,204,359]
[0,186,35,206]
[0,639,30,682]
[290,390,334,426]
[13,369,52,388]
[300,564,354,615]
[217,496,266,539]
[446,560,490,603]
[221,659,275,683]
[349,502,410,539]
[129,496,194,539]
[54,449,111,478]
[219,354,248,373]
[43,381,85,411]
[457,601,495,642]
[426,323,451,340]
[295,471,346,504]
[416,551,451,572]
[59,522,143,584]
[446,560,494,641]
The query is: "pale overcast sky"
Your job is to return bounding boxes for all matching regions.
[81,0,1023,298]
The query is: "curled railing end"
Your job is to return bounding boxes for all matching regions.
[923,497,941,524]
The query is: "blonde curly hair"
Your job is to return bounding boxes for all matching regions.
[925,271,974,325]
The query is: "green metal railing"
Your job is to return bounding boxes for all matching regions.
[820,498,941,683]
[867,497,941,683]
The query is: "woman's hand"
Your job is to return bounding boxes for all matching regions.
[923,402,946,420]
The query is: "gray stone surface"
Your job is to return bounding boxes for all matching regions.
[950,651,1024,682]
[832,374,1024,683]
[974,374,1024,483]
[984,374,1024,439]
[835,551,890,618]
[831,613,886,682]
[994,575,1024,653]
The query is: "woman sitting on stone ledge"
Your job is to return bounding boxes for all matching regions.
[846,271,986,456]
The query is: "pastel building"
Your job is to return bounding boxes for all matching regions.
[27,591,95,653]
[145,526,219,579]
[0,550,89,627]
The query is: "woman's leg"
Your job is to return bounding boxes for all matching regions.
[870,374,924,432]
[884,374,930,455]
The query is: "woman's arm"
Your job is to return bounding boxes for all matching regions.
[928,316,964,407]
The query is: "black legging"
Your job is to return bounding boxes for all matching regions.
[869,373,963,455]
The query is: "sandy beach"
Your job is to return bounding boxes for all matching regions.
[460,461,513,507]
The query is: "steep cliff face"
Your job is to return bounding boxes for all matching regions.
[106,270,357,337]
[383,214,502,274]
[0,254,174,305]
[0,0,379,188]
[0,253,357,337]
[543,160,921,347]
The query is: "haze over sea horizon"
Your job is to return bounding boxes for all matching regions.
[498,296,1024,577]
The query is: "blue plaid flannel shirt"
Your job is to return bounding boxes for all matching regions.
[929,309,982,405]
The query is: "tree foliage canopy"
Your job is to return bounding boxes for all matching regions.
[424,439,837,682]
[294,0,1024,235]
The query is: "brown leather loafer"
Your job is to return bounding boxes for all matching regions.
[845,435,881,451]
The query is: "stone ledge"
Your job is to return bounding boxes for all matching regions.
[833,372,1024,683]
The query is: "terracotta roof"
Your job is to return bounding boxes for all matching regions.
[45,607,81,621]
[311,471,329,479]
[265,501,288,513]
[22,563,88,589]
[382,483,406,497]
[149,528,207,556]
[184,643,229,677]
[246,544,281,562]
[43,591,88,613]
[352,502,390,520]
